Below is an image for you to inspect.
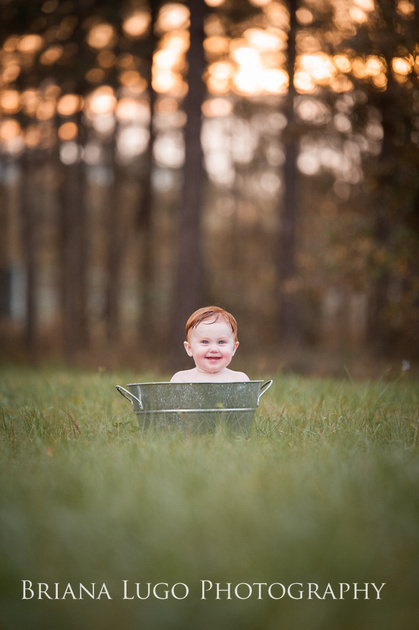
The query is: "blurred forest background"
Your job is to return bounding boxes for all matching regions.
[0,0,418,375]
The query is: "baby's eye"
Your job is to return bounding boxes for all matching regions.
[201,340,209,344]
[218,340,226,344]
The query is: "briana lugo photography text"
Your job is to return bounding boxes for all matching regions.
[22,580,386,601]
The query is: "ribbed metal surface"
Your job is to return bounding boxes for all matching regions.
[116,380,272,435]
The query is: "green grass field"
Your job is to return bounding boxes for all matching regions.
[0,365,418,630]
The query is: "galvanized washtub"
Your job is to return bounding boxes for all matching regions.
[116,380,273,436]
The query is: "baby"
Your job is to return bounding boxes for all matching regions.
[170,306,249,383]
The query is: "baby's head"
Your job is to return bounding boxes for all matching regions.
[183,306,240,375]
[185,306,238,343]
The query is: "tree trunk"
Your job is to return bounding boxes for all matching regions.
[277,0,301,345]
[367,85,396,355]
[105,157,123,343]
[21,151,38,362]
[367,3,402,356]
[59,149,88,361]
[137,0,159,346]
[171,0,207,366]
[0,161,11,318]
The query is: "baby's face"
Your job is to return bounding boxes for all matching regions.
[184,317,239,375]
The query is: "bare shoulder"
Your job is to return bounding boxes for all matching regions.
[228,370,250,382]
[170,371,186,383]
[170,369,196,383]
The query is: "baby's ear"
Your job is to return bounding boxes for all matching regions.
[184,341,193,357]
[233,341,239,355]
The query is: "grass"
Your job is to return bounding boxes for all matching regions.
[0,364,418,630]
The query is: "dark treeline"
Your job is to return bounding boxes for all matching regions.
[0,0,418,374]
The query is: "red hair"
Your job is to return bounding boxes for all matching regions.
[185,306,238,342]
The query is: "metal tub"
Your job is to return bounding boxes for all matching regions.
[116,380,273,436]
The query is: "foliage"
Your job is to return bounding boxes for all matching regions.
[0,0,418,363]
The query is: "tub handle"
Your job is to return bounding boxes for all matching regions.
[257,380,273,405]
[116,386,143,410]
